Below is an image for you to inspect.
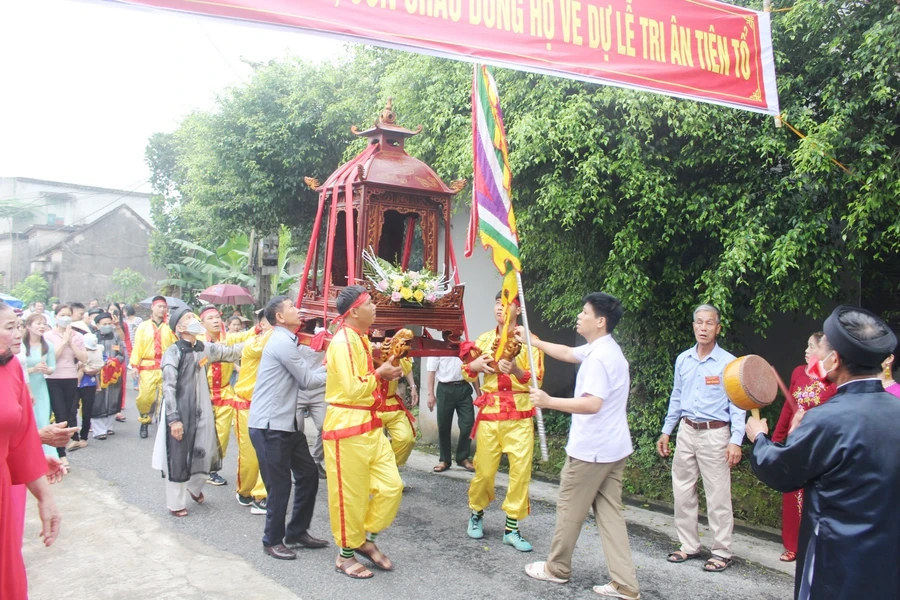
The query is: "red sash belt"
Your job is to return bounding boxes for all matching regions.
[322,403,383,441]
[231,396,252,411]
[375,394,417,436]
[134,362,161,372]
[470,392,535,439]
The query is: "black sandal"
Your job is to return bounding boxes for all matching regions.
[667,550,702,563]
[703,555,733,572]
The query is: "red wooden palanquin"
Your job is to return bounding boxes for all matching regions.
[296,100,467,356]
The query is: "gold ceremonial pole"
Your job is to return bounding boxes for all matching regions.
[515,271,549,462]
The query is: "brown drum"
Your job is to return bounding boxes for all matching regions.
[724,355,778,415]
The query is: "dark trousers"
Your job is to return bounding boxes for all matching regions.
[47,378,79,452]
[437,381,475,465]
[78,385,97,440]
[249,427,319,547]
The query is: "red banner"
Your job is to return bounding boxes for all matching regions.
[105,0,779,115]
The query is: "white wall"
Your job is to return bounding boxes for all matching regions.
[0,178,152,234]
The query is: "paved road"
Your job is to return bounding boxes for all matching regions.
[29,390,794,600]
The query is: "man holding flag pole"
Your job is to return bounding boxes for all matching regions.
[463,64,548,552]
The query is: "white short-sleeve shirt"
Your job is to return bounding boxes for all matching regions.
[565,334,634,463]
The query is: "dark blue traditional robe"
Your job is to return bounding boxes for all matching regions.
[750,379,900,600]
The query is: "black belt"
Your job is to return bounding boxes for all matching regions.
[439,380,469,386]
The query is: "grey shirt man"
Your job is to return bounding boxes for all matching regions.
[248,326,326,432]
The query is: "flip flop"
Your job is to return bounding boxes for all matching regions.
[433,462,450,473]
[780,550,796,562]
[170,509,188,517]
[335,557,374,579]
[356,541,393,571]
[189,491,205,505]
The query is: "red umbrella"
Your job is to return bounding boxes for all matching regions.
[198,284,255,305]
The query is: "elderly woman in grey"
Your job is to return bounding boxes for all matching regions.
[151,306,243,517]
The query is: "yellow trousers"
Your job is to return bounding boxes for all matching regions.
[324,428,403,549]
[135,369,163,424]
[468,418,534,520]
[234,408,267,499]
[212,403,235,460]
[380,410,415,467]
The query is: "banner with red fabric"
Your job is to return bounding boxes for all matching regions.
[104,0,778,115]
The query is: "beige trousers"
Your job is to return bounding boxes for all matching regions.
[545,456,639,596]
[672,422,734,558]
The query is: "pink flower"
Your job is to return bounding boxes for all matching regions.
[391,291,403,302]
[376,280,389,292]
[425,293,436,303]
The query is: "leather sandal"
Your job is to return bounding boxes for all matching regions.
[189,491,205,505]
[703,555,733,572]
[460,459,475,472]
[779,550,796,562]
[335,556,374,579]
[356,541,393,571]
[433,462,450,473]
[667,550,702,563]
[170,508,188,517]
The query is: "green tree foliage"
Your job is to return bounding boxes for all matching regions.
[146,1,898,526]
[12,274,50,305]
[107,268,150,304]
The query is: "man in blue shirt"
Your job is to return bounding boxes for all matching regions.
[657,304,744,573]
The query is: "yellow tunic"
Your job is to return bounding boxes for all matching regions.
[376,358,415,465]
[323,326,402,549]
[200,328,254,462]
[463,328,544,520]
[130,319,177,423]
[231,329,271,500]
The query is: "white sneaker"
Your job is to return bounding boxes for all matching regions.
[592,582,640,599]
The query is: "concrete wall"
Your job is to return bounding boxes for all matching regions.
[40,207,165,303]
[0,234,30,290]
[0,177,152,236]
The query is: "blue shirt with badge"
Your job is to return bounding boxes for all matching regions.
[662,343,745,445]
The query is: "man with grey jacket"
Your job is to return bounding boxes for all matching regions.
[249,296,328,560]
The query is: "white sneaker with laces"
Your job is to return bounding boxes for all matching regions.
[592,582,640,599]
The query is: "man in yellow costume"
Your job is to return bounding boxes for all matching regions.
[463,291,544,552]
[232,309,272,514]
[198,305,254,486]
[132,296,177,439]
[324,285,404,580]
[372,331,418,467]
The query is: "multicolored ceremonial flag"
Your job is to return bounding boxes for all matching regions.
[467,64,520,360]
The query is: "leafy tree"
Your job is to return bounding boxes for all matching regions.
[145,1,899,526]
[107,268,150,304]
[11,274,50,305]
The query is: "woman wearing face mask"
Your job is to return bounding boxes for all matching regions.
[108,303,132,424]
[91,312,128,439]
[0,300,63,600]
[44,304,88,467]
[770,332,835,563]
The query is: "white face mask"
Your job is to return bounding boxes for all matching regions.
[185,320,205,336]
[56,316,72,329]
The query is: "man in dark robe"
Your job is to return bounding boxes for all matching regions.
[151,306,243,517]
[91,312,126,438]
[746,305,900,600]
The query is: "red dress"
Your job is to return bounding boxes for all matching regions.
[771,365,834,553]
[1,358,49,600]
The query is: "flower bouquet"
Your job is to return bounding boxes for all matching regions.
[362,248,455,306]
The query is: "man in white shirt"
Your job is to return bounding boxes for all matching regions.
[522,292,640,600]
[426,354,475,472]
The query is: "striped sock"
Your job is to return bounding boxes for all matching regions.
[504,516,518,534]
[472,509,484,518]
[366,532,378,543]
[340,547,354,559]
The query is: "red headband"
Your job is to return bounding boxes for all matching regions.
[331,292,371,328]
[152,299,167,308]
[199,305,219,317]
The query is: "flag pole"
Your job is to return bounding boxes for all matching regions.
[515,271,549,462]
